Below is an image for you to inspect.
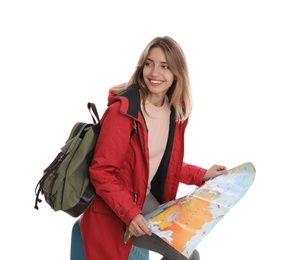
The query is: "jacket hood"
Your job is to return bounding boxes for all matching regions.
[107,84,141,120]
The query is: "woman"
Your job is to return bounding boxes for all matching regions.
[80,36,228,260]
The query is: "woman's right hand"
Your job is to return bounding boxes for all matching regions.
[128,214,152,237]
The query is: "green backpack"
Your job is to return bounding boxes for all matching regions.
[34,103,100,217]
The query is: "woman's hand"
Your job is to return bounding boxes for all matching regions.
[203,164,228,181]
[128,214,152,237]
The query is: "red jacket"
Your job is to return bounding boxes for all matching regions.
[80,84,207,259]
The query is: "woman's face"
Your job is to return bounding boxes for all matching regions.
[143,47,174,106]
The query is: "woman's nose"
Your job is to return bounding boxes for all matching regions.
[151,65,160,76]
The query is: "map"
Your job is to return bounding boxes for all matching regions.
[125,162,256,258]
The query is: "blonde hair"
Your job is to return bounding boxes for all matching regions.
[110,36,193,122]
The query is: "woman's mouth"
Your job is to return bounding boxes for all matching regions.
[149,79,163,86]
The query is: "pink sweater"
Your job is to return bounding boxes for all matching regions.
[141,96,170,193]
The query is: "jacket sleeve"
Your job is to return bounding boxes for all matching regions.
[179,162,207,187]
[89,102,141,225]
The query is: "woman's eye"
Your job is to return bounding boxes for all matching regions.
[162,65,169,69]
[145,62,153,67]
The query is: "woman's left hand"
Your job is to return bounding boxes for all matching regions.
[203,164,228,181]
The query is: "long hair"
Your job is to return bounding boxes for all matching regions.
[110,36,193,122]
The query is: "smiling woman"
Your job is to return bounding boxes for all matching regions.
[79,36,227,260]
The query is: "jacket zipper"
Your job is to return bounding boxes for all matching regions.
[133,120,138,134]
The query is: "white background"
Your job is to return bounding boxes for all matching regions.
[1,0,295,259]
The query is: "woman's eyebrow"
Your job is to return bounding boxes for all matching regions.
[146,57,168,64]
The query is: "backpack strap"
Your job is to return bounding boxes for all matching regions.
[88,102,101,134]
[87,102,100,125]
